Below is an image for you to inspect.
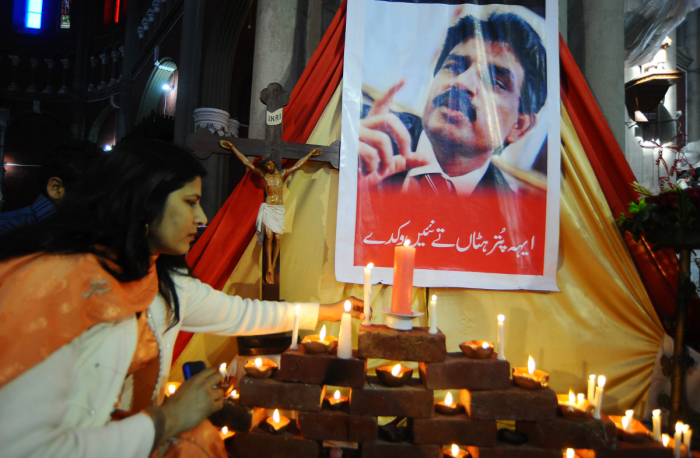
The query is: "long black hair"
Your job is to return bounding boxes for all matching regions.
[0,139,207,330]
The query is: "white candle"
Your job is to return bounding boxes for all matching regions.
[337,300,353,359]
[429,295,438,334]
[683,425,692,457]
[588,374,596,402]
[625,410,634,432]
[674,422,682,458]
[497,315,505,361]
[577,393,585,409]
[290,304,300,350]
[663,434,670,448]
[652,409,662,442]
[219,363,228,379]
[363,263,373,325]
[593,375,606,420]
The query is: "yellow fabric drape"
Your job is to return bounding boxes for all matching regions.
[173,83,663,415]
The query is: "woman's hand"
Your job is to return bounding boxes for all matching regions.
[159,367,224,438]
[318,296,368,322]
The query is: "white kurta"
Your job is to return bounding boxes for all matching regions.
[0,272,319,458]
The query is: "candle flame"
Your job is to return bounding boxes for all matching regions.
[319,325,327,342]
[527,356,535,375]
[219,363,227,373]
[404,239,411,246]
[569,390,575,405]
[273,409,280,423]
[367,263,374,270]
[445,392,454,406]
[625,409,634,419]
[334,390,341,400]
[577,393,584,406]
[344,300,351,312]
[497,314,505,323]
[589,374,596,382]
[482,342,490,349]
[222,426,228,435]
[230,390,238,399]
[168,384,176,395]
[622,417,629,430]
[598,375,606,388]
[662,434,670,447]
[254,358,262,368]
[431,295,437,301]
[566,449,574,458]
[653,409,660,418]
[391,364,401,377]
[451,444,459,455]
[676,421,683,434]
[295,304,300,312]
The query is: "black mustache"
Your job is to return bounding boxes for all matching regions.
[432,88,477,122]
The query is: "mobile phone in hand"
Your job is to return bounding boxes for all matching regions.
[182,361,207,380]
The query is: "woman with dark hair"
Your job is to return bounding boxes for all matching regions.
[0,140,364,458]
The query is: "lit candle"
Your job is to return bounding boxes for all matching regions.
[265,409,290,434]
[497,315,505,360]
[566,449,574,458]
[625,410,634,432]
[165,382,181,397]
[325,389,349,410]
[363,263,373,325]
[663,434,670,448]
[652,409,662,442]
[683,425,692,457]
[577,393,585,409]
[592,375,606,420]
[674,422,682,458]
[337,301,353,359]
[391,240,415,315]
[429,295,437,334]
[621,416,630,432]
[569,389,576,406]
[290,304,300,350]
[219,363,228,379]
[588,374,596,402]
[219,426,235,440]
[230,389,239,401]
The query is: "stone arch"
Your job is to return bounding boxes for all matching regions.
[136,58,177,122]
[88,103,117,144]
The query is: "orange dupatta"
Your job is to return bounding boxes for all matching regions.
[0,252,159,388]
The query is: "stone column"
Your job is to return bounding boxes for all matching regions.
[567,0,626,150]
[7,55,20,91]
[249,0,322,139]
[109,50,119,86]
[117,0,142,139]
[26,57,39,93]
[43,58,55,93]
[87,56,98,92]
[97,53,109,90]
[58,58,71,94]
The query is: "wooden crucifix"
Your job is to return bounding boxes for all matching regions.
[186,82,339,305]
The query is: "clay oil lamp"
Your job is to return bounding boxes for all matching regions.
[435,392,464,416]
[219,426,235,440]
[264,409,290,435]
[376,363,413,387]
[557,389,587,420]
[459,340,495,359]
[229,389,240,402]
[244,357,278,379]
[325,389,349,410]
[301,325,338,355]
[610,411,653,443]
[442,444,469,458]
[164,382,181,397]
[513,356,549,389]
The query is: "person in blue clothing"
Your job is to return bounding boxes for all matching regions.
[0,141,102,234]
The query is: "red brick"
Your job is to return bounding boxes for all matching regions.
[230,429,319,458]
[467,444,562,458]
[361,440,442,458]
[460,385,557,421]
[576,441,673,458]
[349,376,434,418]
[411,413,497,446]
[239,375,325,412]
[419,353,510,390]
[279,347,367,388]
[517,414,617,449]
[358,325,446,362]
[297,409,377,442]
[208,399,267,432]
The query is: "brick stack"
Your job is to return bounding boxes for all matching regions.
[211,325,668,458]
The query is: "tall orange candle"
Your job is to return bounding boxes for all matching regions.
[391,239,415,315]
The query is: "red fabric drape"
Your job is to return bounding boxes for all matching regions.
[173,2,347,362]
[560,36,698,340]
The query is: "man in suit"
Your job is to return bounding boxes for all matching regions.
[357,12,547,197]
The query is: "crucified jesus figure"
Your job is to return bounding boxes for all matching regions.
[220,140,322,284]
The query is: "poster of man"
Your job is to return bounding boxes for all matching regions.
[336,0,560,291]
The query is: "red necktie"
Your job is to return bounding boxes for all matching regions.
[419,173,456,196]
